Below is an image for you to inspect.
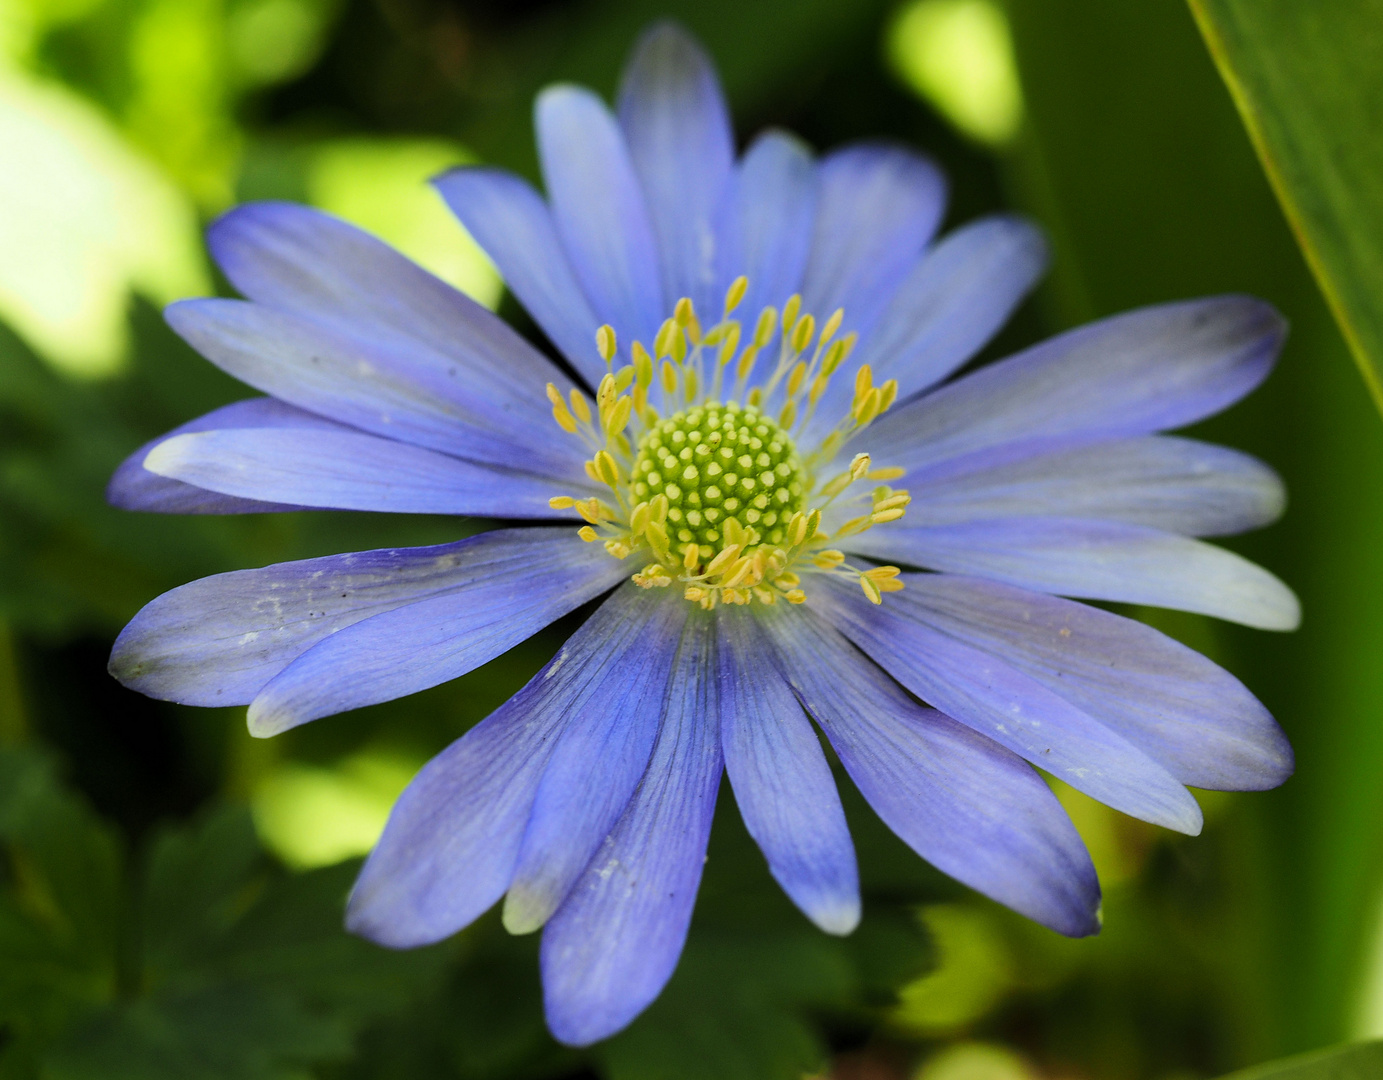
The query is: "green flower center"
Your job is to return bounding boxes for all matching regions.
[629,402,805,556]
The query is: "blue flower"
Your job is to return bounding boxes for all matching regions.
[107,22,1297,1047]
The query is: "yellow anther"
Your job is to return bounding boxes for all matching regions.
[654,318,678,358]
[686,314,702,345]
[723,517,746,547]
[850,453,872,480]
[674,297,695,326]
[879,379,898,412]
[705,545,742,577]
[775,570,801,587]
[873,492,911,512]
[787,361,808,399]
[787,512,809,547]
[722,557,755,589]
[646,521,671,560]
[790,313,815,354]
[863,565,901,582]
[807,509,822,536]
[854,364,874,399]
[682,543,700,571]
[614,366,636,392]
[752,586,777,605]
[809,373,830,405]
[604,396,632,437]
[860,575,883,604]
[593,450,621,487]
[684,367,698,401]
[853,387,883,425]
[596,324,617,364]
[747,386,763,408]
[725,275,749,313]
[547,382,577,432]
[837,514,873,536]
[871,507,906,524]
[575,498,603,524]
[684,586,707,602]
[630,501,651,535]
[869,466,906,481]
[549,495,576,509]
[661,360,678,394]
[584,460,600,483]
[650,493,669,524]
[670,326,688,363]
[605,539,632,559]
[568,389,591,425]
[785,588,807,604]
[820,472,854,498]
[813,549,846,569]
[717,323,741,366]
[821,339,848,377]
[736,345,759,381]
[753,306,778,347]
[782,295,802,335]
[597,373,617,410]
[578,526,599,542]
[820,308,844,344]
[778,400,797,430]
[632,341,654,386]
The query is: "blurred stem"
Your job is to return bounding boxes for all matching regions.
[0,620,27,744]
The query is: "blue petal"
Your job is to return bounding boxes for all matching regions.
[865,296,1285,471]
[855,216,1047,400]
[143,427,588,516]
[503,588,689,933]
[883,574,1293,791]
[843,516,1300,630]
[800,144,946,339]
[433,168,607,385]
[716,606,859,935]
[247,535,629,735]
[715,130,818,335]
[536,85,665,347]
[618,21,735,319]
[107,398,329,514]
[902,435,1286,537]
[108,527,614,710]
[346,584,675,948]
[759,603,1100,938]
[165,298,582,479]
[811,576,1203,834]
[540,608,722,1047]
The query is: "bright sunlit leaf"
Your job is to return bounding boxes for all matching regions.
[892,905,1015,1033]
[1189,0,1383,418]
[0,68,208,376]
[886,0,1024,146]
[307,138,504,309]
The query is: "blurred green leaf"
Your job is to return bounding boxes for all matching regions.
[1220,1042,1383,1080]
[1187,0,1383,416]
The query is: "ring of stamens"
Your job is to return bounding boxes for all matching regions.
[546,276,911,609]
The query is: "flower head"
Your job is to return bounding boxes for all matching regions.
[107,22,1298,1047]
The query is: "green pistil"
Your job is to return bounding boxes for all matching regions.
[630,402,805,555]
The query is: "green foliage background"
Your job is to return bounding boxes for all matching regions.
[3,0,1383,1077]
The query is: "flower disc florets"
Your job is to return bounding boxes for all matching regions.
[632,404,804,556]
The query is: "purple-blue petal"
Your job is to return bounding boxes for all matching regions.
[716,606,859,935]
[540,608,722,1047]
[142,427,585,517]
[433,168,607,384]
[865,296,1285,472]
[503,587,689,933]
[107,398,330,514]
[884,574,1293,790]
[900,435,1286,537]
[759,603,1100,938]
[108,527,606,708]
[165,298,581,479]
[800,144,946,340]
[618,21,734,319]
[246,533,628,735]
[811,575,1203,834]
[715,130,818,335]
[843,516,1300,630]
[346,584,676,948]
[536,85,666,347]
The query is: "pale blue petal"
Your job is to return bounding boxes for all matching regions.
[903,435,1286,536]
[166,298,582,479]
[843,516,1300,630]
[107,398,331,514]
[618,21,734,318]
[433,168,607,384]
[502,588,689,933]
[246,534,628,735]
[142,428,587,516]
[865,296,1286,471]
[541,608,722,1047]
[716,606,858,935]
[800,144,946,339]
[811,576,1203,834]
[715,130,817,331]
[887,574,1293,790]
[346,584,674,948]
[109,527,612,710]
[536,85,665,347]
[759,604,1099,937]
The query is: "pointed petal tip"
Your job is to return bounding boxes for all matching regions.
[811,899,861,937]
[501,888,551,936]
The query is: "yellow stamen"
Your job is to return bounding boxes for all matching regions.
[596,324,617,364]
[725,275,749,313]
[578,526,599,542]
